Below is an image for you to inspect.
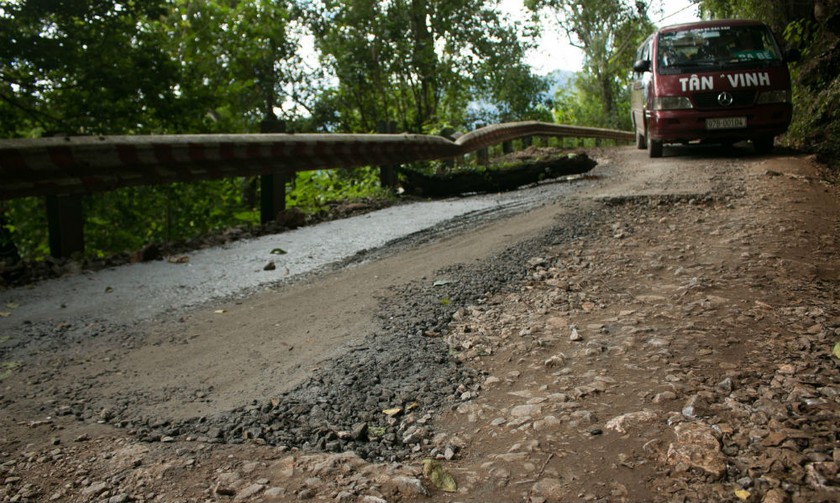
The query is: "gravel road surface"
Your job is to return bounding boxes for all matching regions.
[1,143,838,503]
[0,176,578,328]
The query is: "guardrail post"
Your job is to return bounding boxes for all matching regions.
[439,127,457,173]
[0,214,20,264]
[475,122,489,166]
[378,120,398,190]
[260,174,289,224]
[452,131,465,167]
[46,194,84,258]
[259,116,289,224]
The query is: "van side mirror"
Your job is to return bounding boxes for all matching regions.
[633,59,651,73]
[784,48,801,63]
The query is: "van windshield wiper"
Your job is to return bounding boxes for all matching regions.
[661,58,780,74]
[720,58,780,68]
[660,61,720,73]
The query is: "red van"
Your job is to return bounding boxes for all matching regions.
[630,19,799,157]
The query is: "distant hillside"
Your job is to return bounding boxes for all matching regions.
[466,68,578,126]
[544,69,577,98]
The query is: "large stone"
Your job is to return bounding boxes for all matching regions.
[806,461,839,491]
[531,478,566,500]
[511,404,542,418]
[681,393,710,419]
[605,410,658,434]
[351,422,369,441]
[385,476,430,497]
[666,421,726,478]
[762,488,789,503]
[233,483,265,503]
[81,482,109,497]
[272,456,296,479]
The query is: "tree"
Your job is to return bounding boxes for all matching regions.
[0,0,308,136]
[0,0,311,260]
[302,0,548,133]
[159,0,306,133]
[526,0,655,128]
[0,0,180,136]
[693,0,816,33]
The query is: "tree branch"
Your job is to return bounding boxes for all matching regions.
[0,90,61,128]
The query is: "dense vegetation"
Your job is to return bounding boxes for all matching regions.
[0,0,837,262]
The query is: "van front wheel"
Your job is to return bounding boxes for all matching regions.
[648,138,663,158]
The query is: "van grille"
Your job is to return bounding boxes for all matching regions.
[693,91,757,109]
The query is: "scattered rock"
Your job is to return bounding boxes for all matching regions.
[531,478,565,500]
[604,410,658,434]
[386,476,429,497]
[510,404,542,418]
[667,421,726,478]
[1,152,837,503]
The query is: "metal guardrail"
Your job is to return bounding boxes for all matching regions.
[0,121,632,257]
[0,121,632,200]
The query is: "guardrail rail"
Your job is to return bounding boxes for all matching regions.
[0,121,633,257]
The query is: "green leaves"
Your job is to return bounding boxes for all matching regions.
[304,0,545,133]
[530,0,654,129]
[1,0,182,135]
[1,0,307,136]
[422,459,457,492]
[4,168,395,260]
[0,0,551,261]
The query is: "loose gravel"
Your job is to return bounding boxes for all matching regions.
[135,212,605,462]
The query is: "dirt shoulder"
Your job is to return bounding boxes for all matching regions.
[1,146,838,503]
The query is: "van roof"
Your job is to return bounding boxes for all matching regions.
[659,19,767,34]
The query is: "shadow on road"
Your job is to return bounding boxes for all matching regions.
[658,141,798,159]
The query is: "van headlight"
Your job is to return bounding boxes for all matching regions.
[653,96,693,110]
[756,90,790,104]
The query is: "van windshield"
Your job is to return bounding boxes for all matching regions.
[657,25,783,73]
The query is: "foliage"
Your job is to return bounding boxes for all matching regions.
[4,168,393,261]
[0,0,180,136]
[5,0,834,261]
[0,0,308,136]
[3,180,258,259]
[553,73,633,130]
[526,0,655,129]
[301,0,548,133]
[159,0,307,132]
[693,0,815,34]
[2,198,48,259]
[288,168,393,214]
[85,179,262,256]
[784,17,840,164]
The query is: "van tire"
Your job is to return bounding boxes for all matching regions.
[648,138,663,158]
[753,136,774,155]
[636,129,647,149]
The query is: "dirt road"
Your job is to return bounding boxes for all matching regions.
[1,144,838,503]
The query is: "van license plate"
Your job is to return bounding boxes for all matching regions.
[706,117,747,130]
